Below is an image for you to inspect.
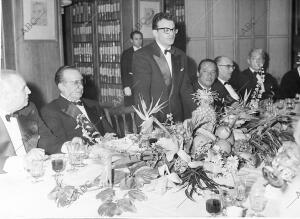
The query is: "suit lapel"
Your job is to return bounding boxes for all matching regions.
[152,43,172,87]
[0,118,16,156]
[16,108,39,153]
[82,100,102,132]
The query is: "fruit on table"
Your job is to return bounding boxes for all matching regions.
[213,139,232,154]
[215,125,232,139]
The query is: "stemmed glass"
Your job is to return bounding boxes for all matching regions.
[51,153,66,185]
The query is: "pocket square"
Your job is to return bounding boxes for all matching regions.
[180,68,184,71]
[129,72,133,75]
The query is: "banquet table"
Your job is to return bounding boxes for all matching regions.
[1,157,300,218]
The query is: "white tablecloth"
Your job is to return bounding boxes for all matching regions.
[0,159,299,218]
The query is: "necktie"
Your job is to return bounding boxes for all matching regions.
[5,113,17,122]
[71,100,83,106]
[164,48,175,55]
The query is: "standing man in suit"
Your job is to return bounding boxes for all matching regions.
[0,70,58,172]
[41,66,115,151]
[121,30,143,106]
[132,12,196,122]
[192,59,218,92]
[212,56,239,109]
[230,48,279,100]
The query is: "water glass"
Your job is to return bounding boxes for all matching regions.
[235,177,247,203]
[29,159,45,183]
[67,142,88,169]
[249,186,268,217]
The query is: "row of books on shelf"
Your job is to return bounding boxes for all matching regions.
[96,0,121,21]
[74,62,94,76]
[99,84,123,105]
[99,63,122,84]
[72,23,92,42]
[72,2,93,23]
[99,42,121,63]
[97,20,121,41]
[73,43,93,63]
[165,5,185,23]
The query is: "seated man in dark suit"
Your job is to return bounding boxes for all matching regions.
[230,48,279,101]
[280,55,300,99]
[41,66,115,152]
[212,56,239,109]
[192,59,218,92]
[0,70,59,172]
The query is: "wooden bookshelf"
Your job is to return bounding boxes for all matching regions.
[64,0,123,107]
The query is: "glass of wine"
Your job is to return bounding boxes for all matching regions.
[29,159,45,183]
[206,192,223,216]
[51,153,66,184]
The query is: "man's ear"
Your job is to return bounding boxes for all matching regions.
[247,58,251,66]
[152,29,157,39]
[57,83,64,92]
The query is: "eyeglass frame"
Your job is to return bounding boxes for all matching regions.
[62,79,84,86]
[218,64,235,70]
[155,27,178,34]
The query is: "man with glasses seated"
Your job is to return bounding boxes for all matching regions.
[211,56,239,110]
[40,66,115,153]
[132,12,196,123]
[230,48,279,100]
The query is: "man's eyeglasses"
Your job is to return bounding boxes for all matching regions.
[156,27,178,34]
[218,64,235,70]
[63,79,84,86]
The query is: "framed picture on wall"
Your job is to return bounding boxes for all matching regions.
[138,0,162,39]
[23,0,56,40]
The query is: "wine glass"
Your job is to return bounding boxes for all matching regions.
[29,159,45,183]
[206,192,222,216]
[286,98,295,111]
[234,176,247,204]
[276,99,285,110]
[51,153,66,184]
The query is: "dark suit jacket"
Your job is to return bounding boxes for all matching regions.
[0,102,60,171]
[279,68,300,98]
[211,79,237,110]
[230,68,279,100]
[132,41,196,123]
[121,47,135,106]
[40,96,115,151]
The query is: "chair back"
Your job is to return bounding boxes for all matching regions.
[103,106,137,137]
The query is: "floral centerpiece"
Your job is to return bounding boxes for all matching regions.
[48,89,296,217]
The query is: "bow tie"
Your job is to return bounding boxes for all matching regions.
[5,113,17,122]
[164,48,175,55]
[224,81,230,86]
[71,100,83,106]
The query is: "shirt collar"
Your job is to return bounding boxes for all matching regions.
[297,67,300,77]
[60,94,81,103]
[218,77,226,85]
[133,46,141,51]
[156,41,171,54]
[198,81,211,90]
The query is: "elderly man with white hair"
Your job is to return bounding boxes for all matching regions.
[0,70,60,173]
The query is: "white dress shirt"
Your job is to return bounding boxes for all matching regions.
[156,42,172,76]
[218,78,239,101]
[0,112,26,156]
